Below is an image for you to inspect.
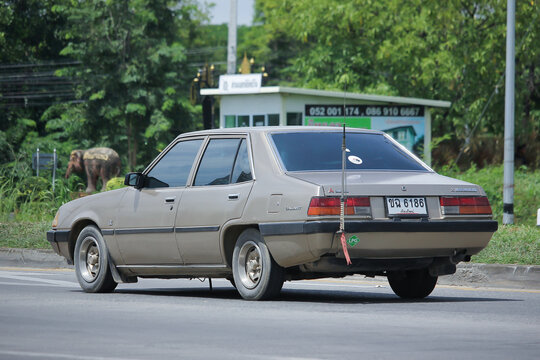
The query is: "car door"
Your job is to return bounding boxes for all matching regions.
[176,137,254,264]
[115,138,204,265]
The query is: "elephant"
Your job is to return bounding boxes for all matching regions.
[65,147,121,193]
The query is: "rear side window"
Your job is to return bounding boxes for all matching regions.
[194,138,253,186]
[271,132,427,172]
[231,139,252,183]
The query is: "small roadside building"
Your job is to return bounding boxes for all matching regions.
[201,74,451,165]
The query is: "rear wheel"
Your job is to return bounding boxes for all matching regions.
[232,228,284,300]
[74,225,117,293]
[387,268,437,299]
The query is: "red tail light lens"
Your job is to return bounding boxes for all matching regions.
[440,196,492,215]
[308,197,371,216]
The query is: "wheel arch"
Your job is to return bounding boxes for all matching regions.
[222,224,260,268]
[68,219,99,263]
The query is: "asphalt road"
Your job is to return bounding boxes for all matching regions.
[1,267,539,360]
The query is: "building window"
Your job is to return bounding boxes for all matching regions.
[238,115,249,127]
[225,115,235,128]
[224,114,281,127]
[268,114,280,126]
[287,112,303,126]
[253,115,265,126]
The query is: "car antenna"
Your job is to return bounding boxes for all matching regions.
[338,82,352,266]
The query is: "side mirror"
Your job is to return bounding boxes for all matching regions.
[124,172,144,189]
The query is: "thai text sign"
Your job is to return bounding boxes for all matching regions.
[219,74,262,94]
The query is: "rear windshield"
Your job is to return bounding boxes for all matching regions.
[270,132,427,172]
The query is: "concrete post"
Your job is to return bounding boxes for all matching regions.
[503,0,515,225]
[227,0,237,74]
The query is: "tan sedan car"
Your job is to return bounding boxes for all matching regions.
[47,127,497,300]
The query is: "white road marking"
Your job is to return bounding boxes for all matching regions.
[0,350,137,360]
[0,271,77,287]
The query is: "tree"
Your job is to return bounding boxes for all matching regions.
[0,0,70,164]
[55,0,204,170]
[250,0,540,167]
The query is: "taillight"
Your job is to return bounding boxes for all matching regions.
[440,196,492,215]
[308,197,371,217]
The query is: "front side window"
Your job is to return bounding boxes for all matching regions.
[271,132,427,172]
[145,139,203,188]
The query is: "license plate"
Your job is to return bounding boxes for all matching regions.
[386,197,427,216]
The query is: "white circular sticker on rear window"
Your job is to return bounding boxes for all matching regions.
[348,155,363,165]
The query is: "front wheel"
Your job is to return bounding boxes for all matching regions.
[232,228,284,300]
[387,268,437,299]
[74,225,117,293]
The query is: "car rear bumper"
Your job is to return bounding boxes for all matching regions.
[260,220,498,268]
[260,220,498,236]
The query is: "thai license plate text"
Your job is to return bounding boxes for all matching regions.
[386,197,427,216]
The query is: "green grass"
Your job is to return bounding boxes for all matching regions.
[472,225,540,265]
[0,220,51,249]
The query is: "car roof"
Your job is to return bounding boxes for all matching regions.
[175,126,384,140]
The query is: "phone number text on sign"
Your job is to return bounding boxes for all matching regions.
[305,105,424,118]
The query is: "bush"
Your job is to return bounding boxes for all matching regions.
[0,158,84,222]
[437,164,540,226]
[105,177,126,191]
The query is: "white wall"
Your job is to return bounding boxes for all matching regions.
[220,93,283,127]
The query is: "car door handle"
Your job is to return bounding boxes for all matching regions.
[165,197,176,203]
[228,194,239,200]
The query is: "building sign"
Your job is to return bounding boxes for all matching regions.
[304,105,425,156]
[219,74,262,94]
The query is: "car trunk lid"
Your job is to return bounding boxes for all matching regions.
[287,171,483,197]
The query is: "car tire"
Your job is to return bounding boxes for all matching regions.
[232,228,284,300]
[387,268,437,299]
[74,225,117,293]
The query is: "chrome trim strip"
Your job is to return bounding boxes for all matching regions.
[174,226,220,233]
[115,227,174,235]
[116,264,228,269]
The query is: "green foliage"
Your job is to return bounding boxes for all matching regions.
[105,177,126,191]
[472,225,540,265]
[251,0,540,167]
[437,164,540,226]
[0,221,51,249]
[0,156,84,222]
[53,0,204,170]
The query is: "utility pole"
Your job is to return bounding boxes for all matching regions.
[227,0,237,74]
[503,0,515,225]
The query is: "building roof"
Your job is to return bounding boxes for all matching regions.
[201,86,451,108]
